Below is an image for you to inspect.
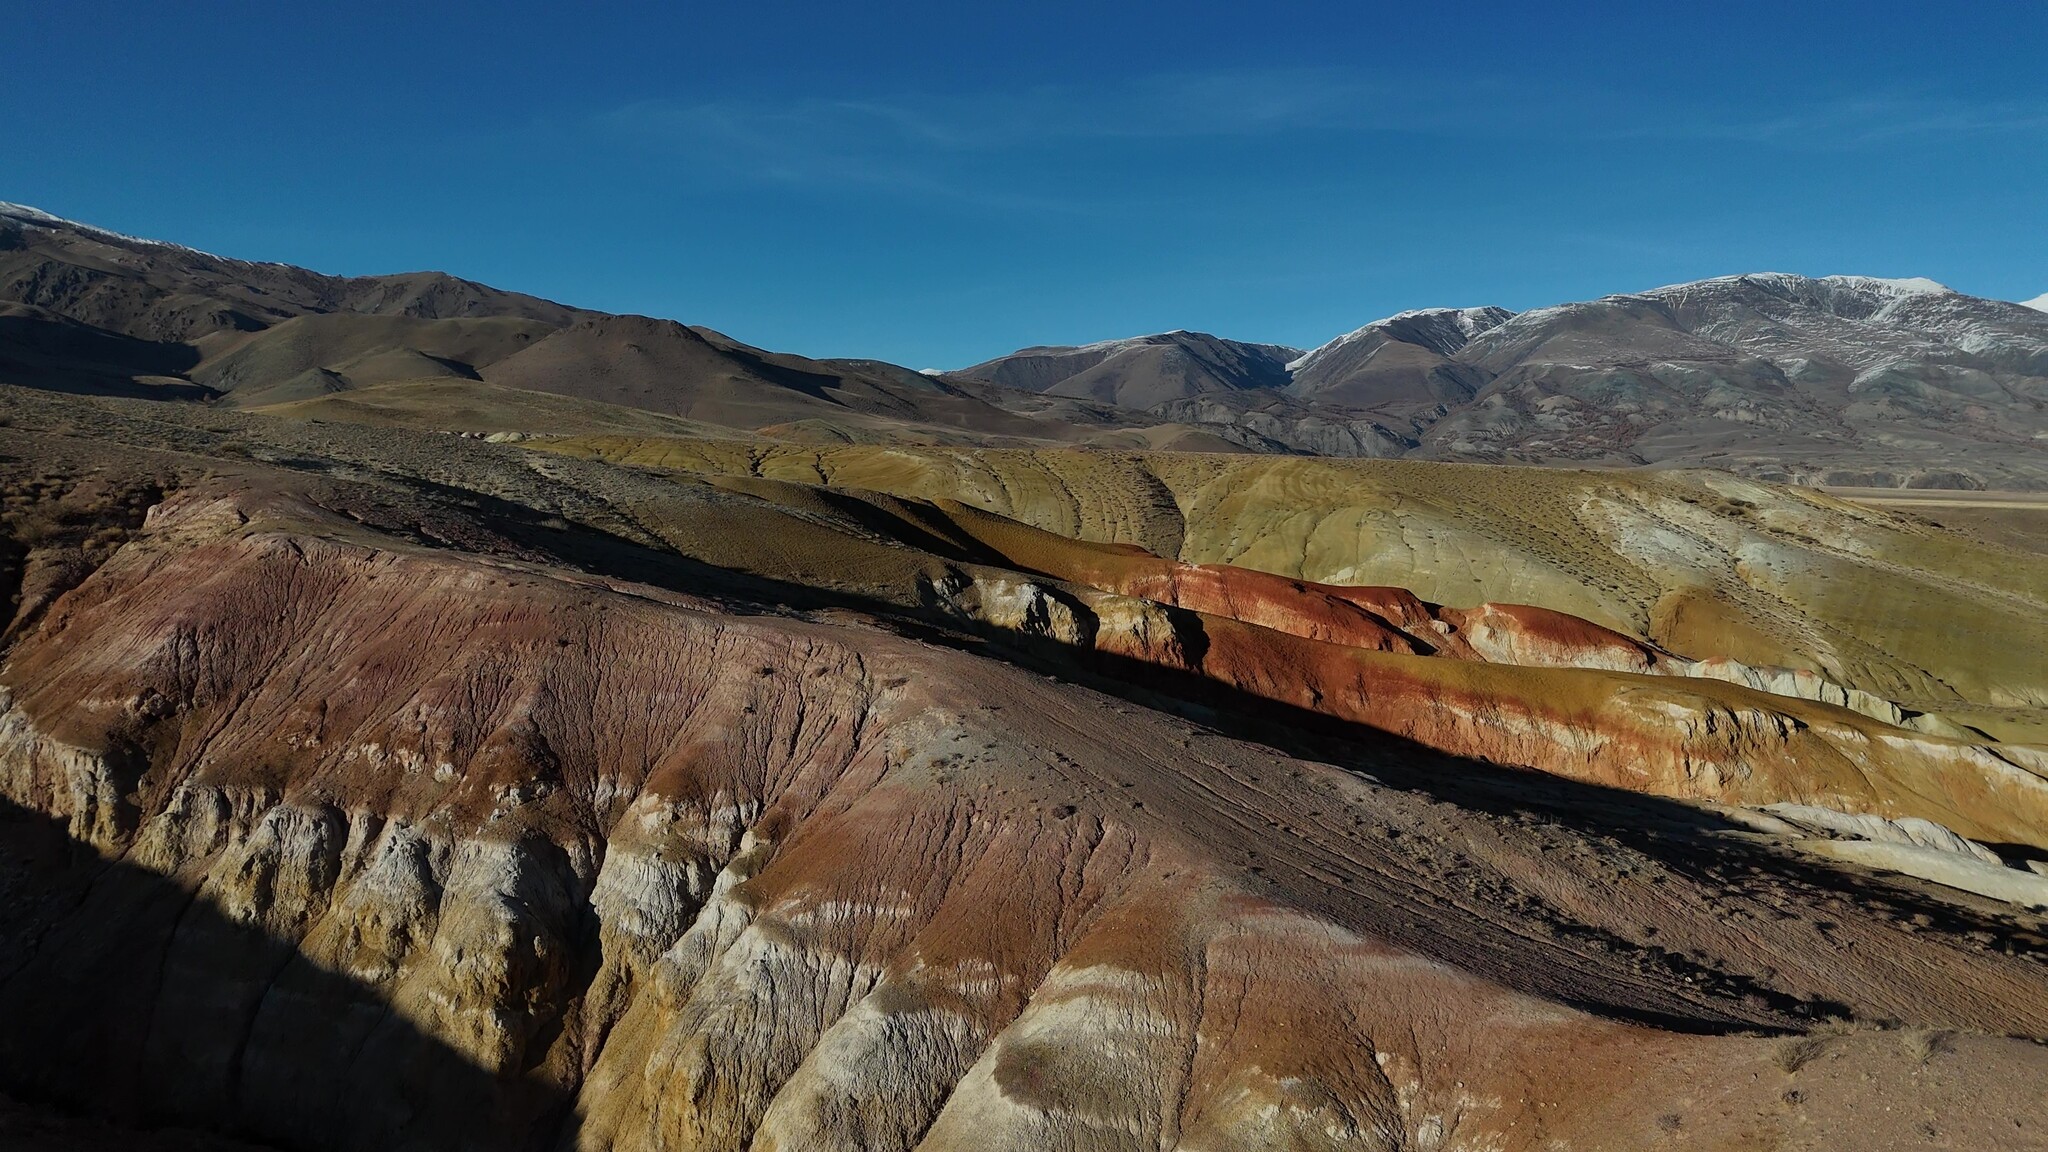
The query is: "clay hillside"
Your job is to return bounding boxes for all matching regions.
[1,204,2047,1151]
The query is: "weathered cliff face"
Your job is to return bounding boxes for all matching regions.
[3,482,2047,1151]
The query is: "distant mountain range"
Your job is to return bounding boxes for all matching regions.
[955,275,2048,488]
[4,201,2045,488]
[952,331,1301,408]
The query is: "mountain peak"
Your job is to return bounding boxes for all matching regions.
[2022,292,2048,313]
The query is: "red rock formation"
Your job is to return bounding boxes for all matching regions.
[1437,600,1658,672]
[908,500,2048,848]
[929,497,1668,667]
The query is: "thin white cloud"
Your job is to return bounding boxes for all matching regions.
[582,72,2048,210]
[597,68,1412,152]
[585,68,1521,203]
[591,97,1075,210]
[1632,93,2048,147]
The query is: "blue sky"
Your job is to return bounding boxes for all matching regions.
[7,2,2046,366]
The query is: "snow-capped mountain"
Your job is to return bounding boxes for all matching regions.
[2023,293,2048,314]
[3,199,2042,489]
[1430,272,2048,485]
[957,273,2048,486]
[0,200,223,259]
[1463,273,2048,374]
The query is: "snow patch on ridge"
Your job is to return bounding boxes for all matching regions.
[2022,293,2048,313]
[1817,274,1952,297]
[0,201,226,261]
[1639,272,1953,300]
[1287,306,1513,372]
[1066,330,1195,354]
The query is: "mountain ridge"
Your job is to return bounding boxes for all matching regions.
[959,272,2048,487]
[2,200,2043,488]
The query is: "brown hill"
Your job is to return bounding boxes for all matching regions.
[473,313,1197,445]
[951,330,1301,408]
[0,202,581,347]
[196,313,557,405]
[0,205,1205,450]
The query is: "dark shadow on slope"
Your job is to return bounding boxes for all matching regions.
[0,799,581,1152]
[1982,840,2048,871]
[0,1089,282,1152]
[934,629,2048,1034]
[1028,637,2045,1012]
[0,314,212,401]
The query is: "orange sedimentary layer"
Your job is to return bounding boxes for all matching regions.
[918,499,2048,847]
